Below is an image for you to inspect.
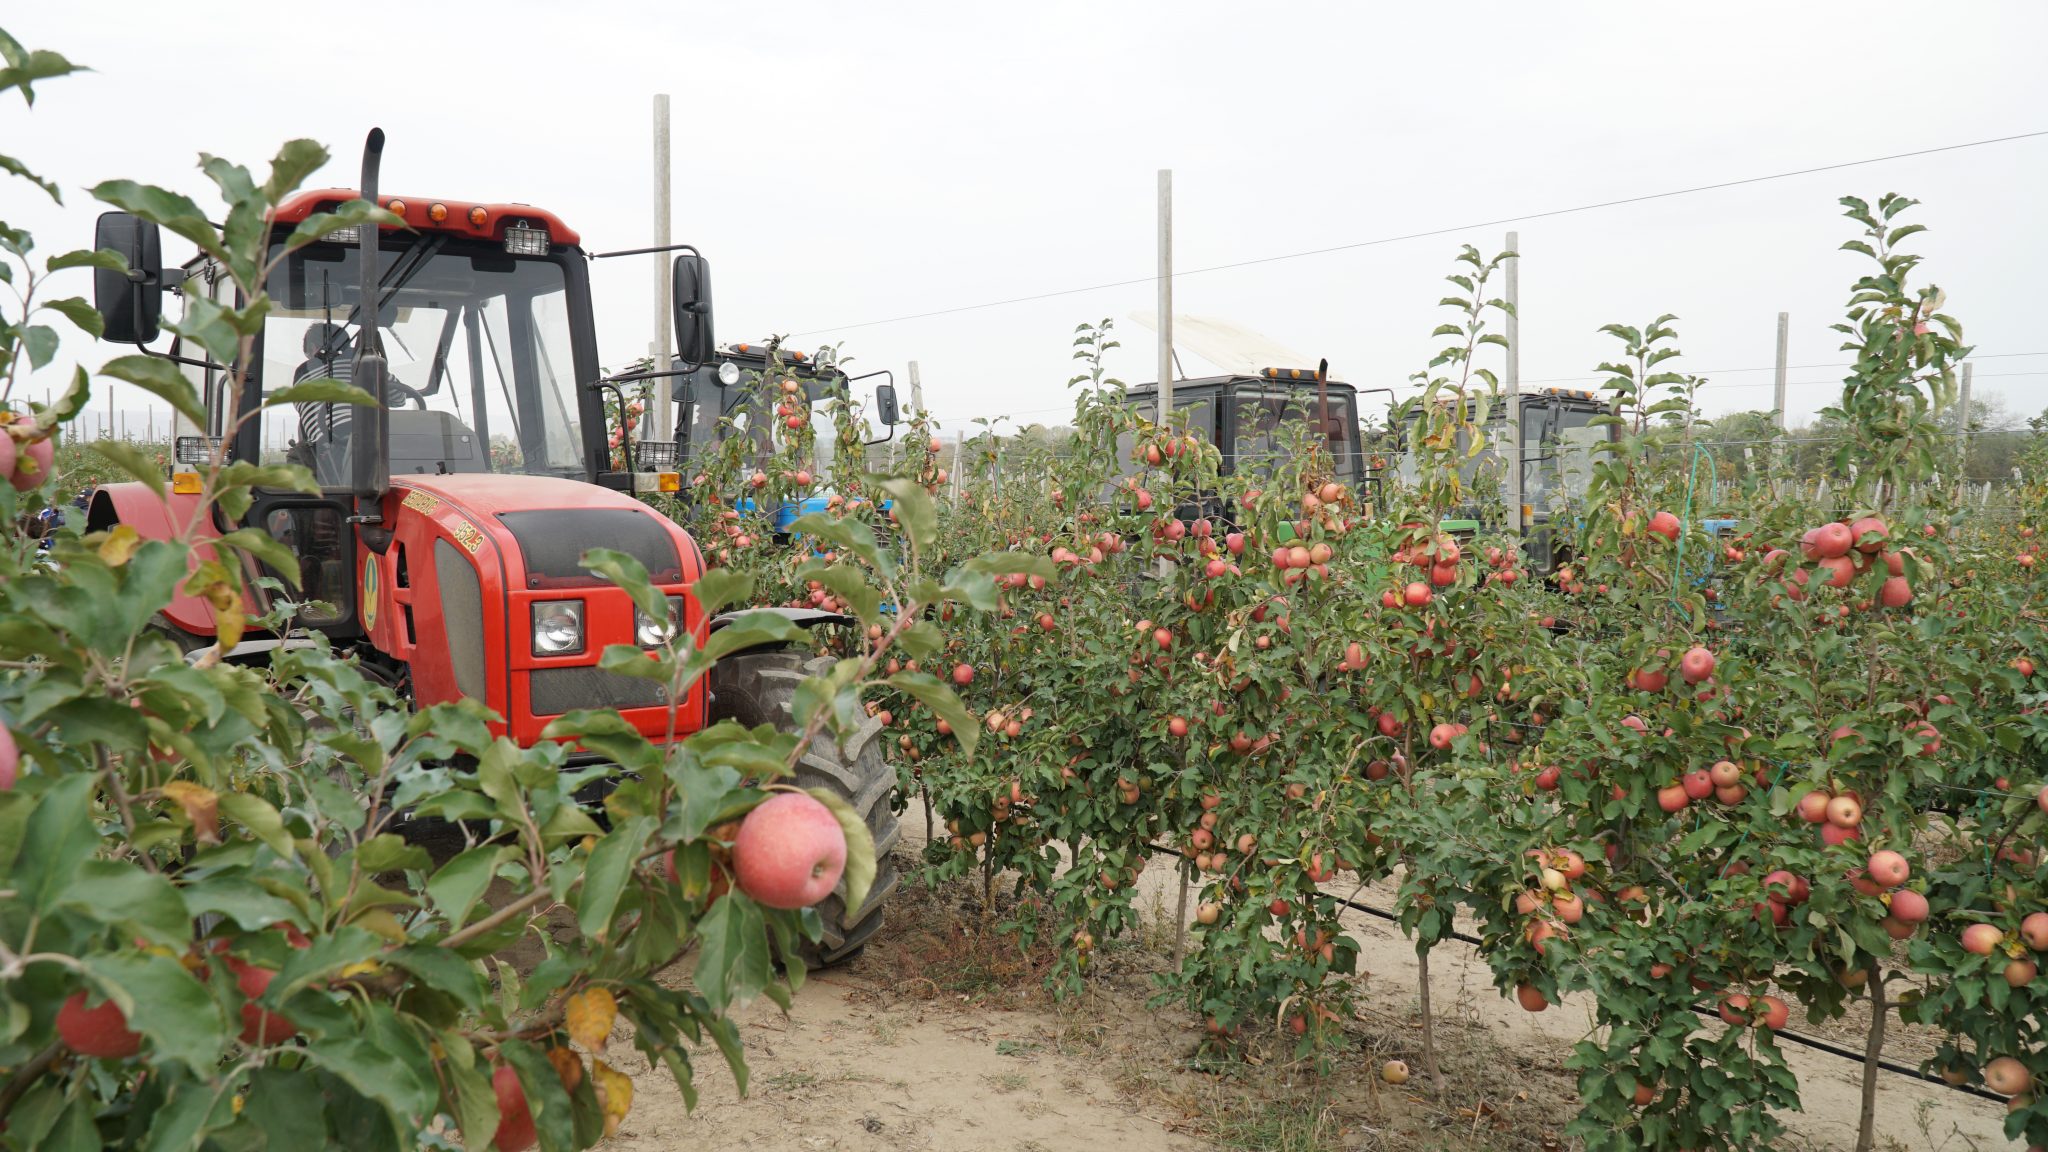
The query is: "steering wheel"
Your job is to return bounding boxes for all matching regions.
[384,378,428,410]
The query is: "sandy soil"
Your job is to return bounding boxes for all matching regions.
[587,823,2012,1152]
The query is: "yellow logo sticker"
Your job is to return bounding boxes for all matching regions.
[361,555,380,632]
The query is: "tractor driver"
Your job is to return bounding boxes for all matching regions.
[291,322,356,486]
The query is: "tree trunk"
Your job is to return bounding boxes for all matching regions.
[1172,872,1189,965]
[1855,966,1887,1152]
[1417,947,1442,1089]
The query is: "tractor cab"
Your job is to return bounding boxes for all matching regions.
[1394,387,1612,572]
[1123,369,1374,497]
[675,341,897,483]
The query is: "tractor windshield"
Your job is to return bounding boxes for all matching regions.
[258,239,585,484]
[1231,388,1358,480]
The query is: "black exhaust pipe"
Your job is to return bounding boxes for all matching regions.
[351,128,390,513]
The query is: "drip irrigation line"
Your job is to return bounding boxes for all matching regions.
[1142,841,2006,1104]
[789,130,2048,338]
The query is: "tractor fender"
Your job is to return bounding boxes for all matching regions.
[86,483,227,636]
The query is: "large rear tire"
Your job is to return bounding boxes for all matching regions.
[709,649,901,968]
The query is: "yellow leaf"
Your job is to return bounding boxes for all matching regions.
[546,1046,584,1093]
[348,907,408,942]
[160,780,220,844]
[592,1059,633,1136]
[97,524,142,567]
[565,987,617,1052]
[338,960,383,979]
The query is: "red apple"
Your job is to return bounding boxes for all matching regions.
[1803,522,1854,560]
[1680,646,1716,684]
[1889,889,1930,924]
[1403,582,1432,607]
[1796,790,1832,823]
[1516,983,1548,1012]
[56,990,142,1059]
[2023,912,2048,951]
[951,663,973,686]
[1681,770,1714,801]
[1709,760,1742,788]
[1985,1056,2031,1097]
[1826,795,1863,828]
[1849,516,1888,553]
[1647,511,1680,541]
[0,720,16,791]
[232,960,298,1045]
[1963,924,2005,956]
[492,1062,539,1152]
[1866,850,1910,888]
[1656,784,1690,813]
[731,792,849,909]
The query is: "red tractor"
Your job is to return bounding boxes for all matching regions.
[85,131,898,964]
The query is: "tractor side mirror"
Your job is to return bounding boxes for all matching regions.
[671,252,714,365]
[874,382,899,427]
[94,212,164,344]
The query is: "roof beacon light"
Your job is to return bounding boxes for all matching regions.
[469,206,489,228]
[428,203,449,223]
[504,221,550,256]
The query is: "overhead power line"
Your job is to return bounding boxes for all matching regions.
[789,129,2048,338]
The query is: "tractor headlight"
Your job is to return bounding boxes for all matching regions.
[717,360,741,387]
[635,595,684,647]
[531,600,584,656]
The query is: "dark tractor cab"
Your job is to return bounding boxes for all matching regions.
[1123,370,1375,495]
[673,342,896,481]
[1395,387,1614,573]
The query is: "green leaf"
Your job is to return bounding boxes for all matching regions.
[272,926,385,1000]
[577,817,654,938]
[22,324,57,370]
[53,859,190,948]
[805,787,876,913]
[263,139,330,205]
[701,614,807,664]
[382,945,485,1010]
[440,1034,501,1152]
[961,552,1057,580]
[664,760,748,844]
[88,440,166,498]
[427,844,510,930]
[688,568,753,618]
[582,547,667,623]
[15,773,98,913]
[261,379,378,410]
[218,460,320,494]
[79,951,229,1070]
[877,478,937,553]
[352,832,430,873]
[244,1066,330,1151]
[1,151,60,202]
[46,247,130,274]
[540,710,659,776]
[139,1076,215,1152]
[217,790,297,859]
[691,895,773,1013]
[90,179,228,265]
[41,296,103,338]
[182,875,301,932]
[886,671,976,756]
[304,1023,439,1135]
[101,353,205,427]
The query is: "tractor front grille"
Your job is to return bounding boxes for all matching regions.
[528,667,669,716]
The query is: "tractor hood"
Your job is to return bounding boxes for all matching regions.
[393,474,692,588]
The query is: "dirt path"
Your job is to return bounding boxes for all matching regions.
[607,945,1198,1152]
[608,827,2013,1151]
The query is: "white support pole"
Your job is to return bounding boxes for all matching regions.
[1958,361,1974,481]
[1504,231,1521,537]
[650,93,674,442]
[1773,312,1789,431]
[908,360,924,413]
[1157,169,1173,419]
[950,431,963,502]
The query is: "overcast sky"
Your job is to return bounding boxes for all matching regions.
[8,1,2046,439]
